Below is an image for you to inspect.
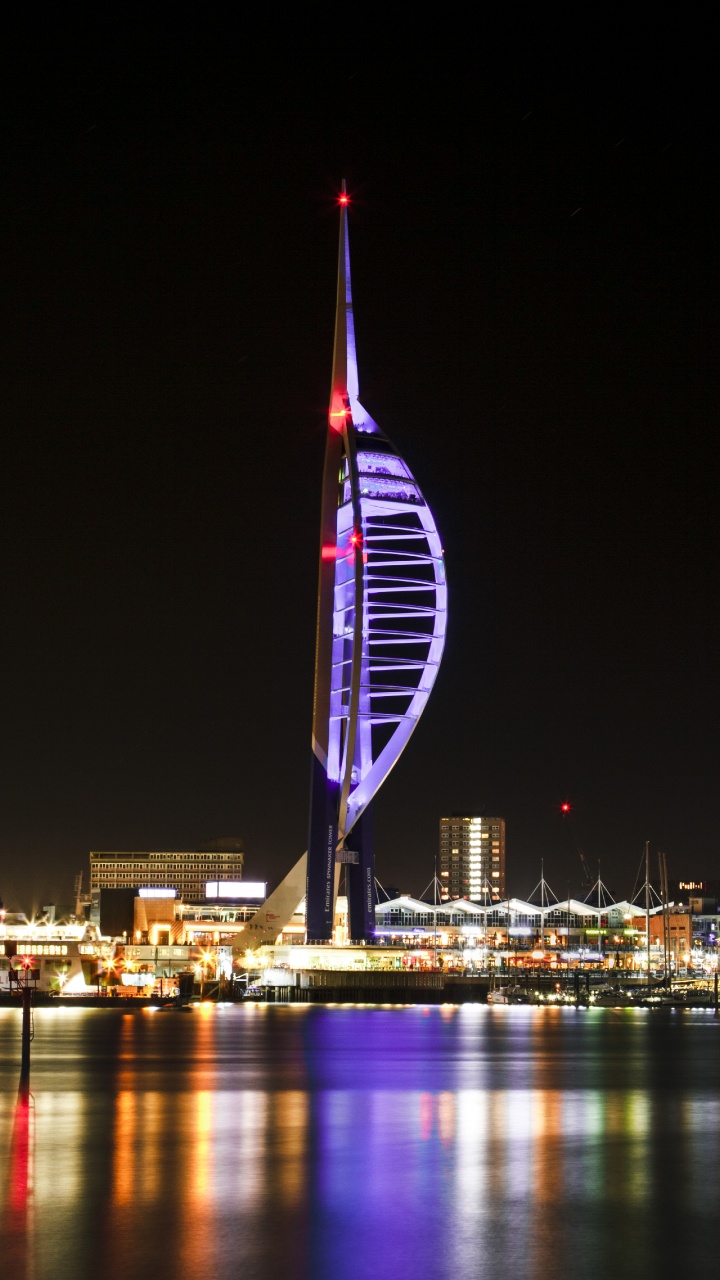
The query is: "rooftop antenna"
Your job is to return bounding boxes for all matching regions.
[584,864,615,909]
[629,842,662,987]
[528,859,558,909]
[480,875,496,905]
[373,875,388,905]
[419,868,445,904]
[418,861,444,970]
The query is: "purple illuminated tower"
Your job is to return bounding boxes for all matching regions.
[306,184,447,943]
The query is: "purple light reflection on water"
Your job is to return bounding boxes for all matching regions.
[1,1006,720,1280]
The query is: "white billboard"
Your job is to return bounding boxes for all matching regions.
[205,881,266,900]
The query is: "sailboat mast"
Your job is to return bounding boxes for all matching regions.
[597,861,601,963]
[433,853,438,970]
[659,851,670,986]
[645,840,650,986]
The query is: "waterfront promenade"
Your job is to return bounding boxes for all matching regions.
[2,965,717,1008]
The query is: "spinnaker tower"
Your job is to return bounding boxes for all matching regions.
[306,183,447,942]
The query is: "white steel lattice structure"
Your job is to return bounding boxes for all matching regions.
[306,183,447,942]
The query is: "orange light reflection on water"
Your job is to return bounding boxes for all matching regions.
[4,1005,720,1280]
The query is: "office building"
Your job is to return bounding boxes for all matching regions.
[438,815,505,901]
[89,838,244,904]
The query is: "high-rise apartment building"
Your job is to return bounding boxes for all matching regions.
[438,815,505,901]
[89,839,244,904]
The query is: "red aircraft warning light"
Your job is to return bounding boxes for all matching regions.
[338,193,350,205]
[561,803,571,813]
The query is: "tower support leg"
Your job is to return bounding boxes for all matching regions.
[306,755,338,942]
[347,805,376,944]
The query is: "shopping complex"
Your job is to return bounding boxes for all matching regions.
[2,877,718,999]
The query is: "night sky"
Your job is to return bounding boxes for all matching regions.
[1,11,718,911]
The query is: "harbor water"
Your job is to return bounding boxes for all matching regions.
[1,1004,719,1280]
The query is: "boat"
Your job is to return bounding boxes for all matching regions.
[0,931,114,996]
[487,985,528,1005]
[590,985,636,1007]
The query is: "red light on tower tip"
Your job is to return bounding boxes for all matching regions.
[338,193,350,205]
[561,803,571,813]
[330,403,350,431]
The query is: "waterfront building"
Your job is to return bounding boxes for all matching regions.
[0,917,112,995]
[675,878,720,901]
[133,888,266,946]
[374,894,696,970]
[0,902,238,994]
[89,837,244,905]
[304,183,447,944]
[691,913,720,951]
[651,878,720,908]
[629,911,692,961]
[438,816,506,901]
[118,942,233,987]
[685,893,719,914]
[250,942,410,975]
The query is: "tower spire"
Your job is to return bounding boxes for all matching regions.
[330,181,359,424]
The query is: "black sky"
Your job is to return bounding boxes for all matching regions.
[1,10,718,910]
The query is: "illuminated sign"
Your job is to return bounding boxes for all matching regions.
[9,944,68,956]
[138,888,177,899]
[121,972,155,986]
[205,882,266,900]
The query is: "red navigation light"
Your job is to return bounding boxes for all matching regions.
[350,531,362,547]
[561,803,571,813]
[338,193,350,205]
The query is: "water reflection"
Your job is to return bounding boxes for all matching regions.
[2,1087,35,1280]
[1,1006,719,1280]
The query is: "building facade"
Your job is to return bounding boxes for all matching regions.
[89,839,244,904]
[439,815,506,901]
[375,895,693,969]
[629,912,691,961]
